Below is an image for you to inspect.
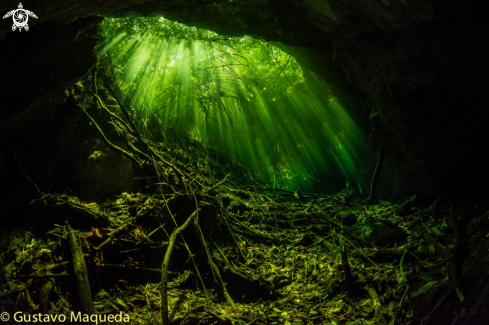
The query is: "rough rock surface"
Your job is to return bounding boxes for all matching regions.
[1,0,488,198]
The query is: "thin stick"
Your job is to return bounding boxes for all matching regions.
[15,273,69,279]
[13,150,41,195]
[338,234,381,269]
[202,173,231,193]
[400,249,408,283]
[81,107,141,167]
[0,281,32,298]
[399,284,410,308]
[191,192,211,305]
[212,239,256,281]
[106,86,136,132]
[152,149,209,307]
[94,93,150,160]
[369,146,385,204]
[194,210,234,306]
[218,207,248,262]
[96,263,163,273]
[338,235,353,283]
[94,223,129,250]
[161,209,199,325]
[106,84,151,154]
[94,93,136,136]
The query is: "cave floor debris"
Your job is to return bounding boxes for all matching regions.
[2,176,488,325]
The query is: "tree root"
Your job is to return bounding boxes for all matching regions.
[13,150,42,195]
[160,209,200,325]
[194,210,235,306]
[368,146,385,204]
[81,106,142,167]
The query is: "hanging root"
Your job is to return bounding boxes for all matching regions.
[13,150,42,195]
[81,107,142,167]
[369,146,385,204]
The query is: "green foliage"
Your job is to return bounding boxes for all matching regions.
[96,17,363,193]
[0,229,33,276]
[98,17,303,136]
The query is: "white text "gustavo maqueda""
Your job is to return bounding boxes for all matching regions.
[12,311,130,323]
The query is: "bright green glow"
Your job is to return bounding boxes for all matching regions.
[98,17,364,193]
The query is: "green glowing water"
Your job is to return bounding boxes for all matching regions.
[98,17,364,193]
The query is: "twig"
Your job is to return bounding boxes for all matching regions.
[44,261,69,271]
[399,284,410,309]
[106,84,146,150]
[202,173,231,193]
[95,264,162,273]
[338,234,381,269]
[306,234,335,250]
[94,93,135,136]
[147,223,167,239]
[94,93,150,160]
[244,318,258,325]
[398,249,414,314]
[13,150,41,195]
[400,249,408,283]
[337,235,353,283]
[194,208,234,306]
[191,191,211,305]
[217,205,248,261]
[81,107,141,167]
[94,223,130,250]
[161,209,200,325]
[0,280,33,298]
[14,273,69,279]
[369,146,385,204]
[315,205,343,227]
[212,239,256,281]
[153,156,209,308]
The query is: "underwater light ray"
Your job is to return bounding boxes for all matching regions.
[100,17,364,192]
[99,33,128,57]
[122,40,153,86]
[196,78,239,136]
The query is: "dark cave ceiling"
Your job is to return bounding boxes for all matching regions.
[0,0,488,199]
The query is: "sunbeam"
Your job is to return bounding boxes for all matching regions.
[98,17,364,193]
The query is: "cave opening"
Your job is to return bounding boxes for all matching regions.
[96,16,365,194]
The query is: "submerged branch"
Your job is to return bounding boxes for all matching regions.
[13,150,42,195]
[161,209,200,325]
[81,107,142,167]
[369,146,385,204]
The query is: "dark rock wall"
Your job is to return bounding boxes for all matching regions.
[1,0,488,200]
[0,17,101,119]
[331,8,489,198]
